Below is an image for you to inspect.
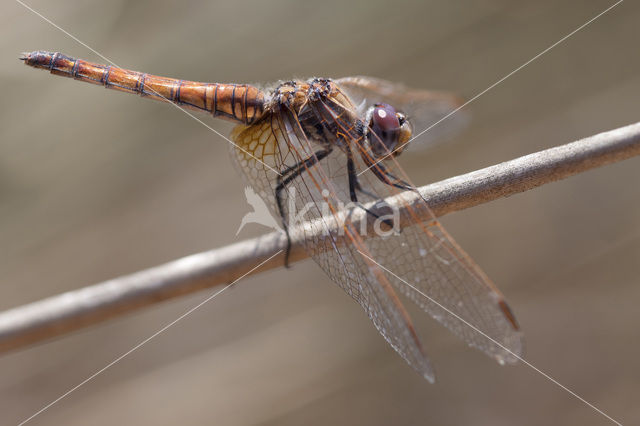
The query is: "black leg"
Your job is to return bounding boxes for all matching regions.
[346,155,358,202]
[363,154,414,191]
[352,172,378,200]
[275,148,332,267]
[346,152,395,230]
[356,148,428,235]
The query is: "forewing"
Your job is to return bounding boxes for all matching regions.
[230,93,523,377]
[361,212,524,364]
[344,115,524,365]
[300,93,523,365]
[336,76,469,150]
[230,112,436,381]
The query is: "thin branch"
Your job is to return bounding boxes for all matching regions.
[1,122,639,354]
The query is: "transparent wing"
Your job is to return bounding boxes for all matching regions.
[358,213,525,365]
[334,99,525,365]
[336,76,469,150]
[286,95,523,365]
[229,93,523,381]
[229,112,436,381]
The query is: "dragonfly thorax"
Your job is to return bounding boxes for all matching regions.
[270,78,362,151]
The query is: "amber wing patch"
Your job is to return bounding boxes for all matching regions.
[229,117,283,215]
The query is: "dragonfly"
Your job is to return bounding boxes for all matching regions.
[21,51,523,382]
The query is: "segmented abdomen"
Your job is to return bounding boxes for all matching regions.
[21,51,266,125]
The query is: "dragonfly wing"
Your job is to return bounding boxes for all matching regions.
[344,127,524,364]
[336,76,469,151]
[308,227,437,382]
[357,208,525,364]
[230,112,436,381]
[313,94,524,365]
[229,92,523,379]
[230,116,283,217]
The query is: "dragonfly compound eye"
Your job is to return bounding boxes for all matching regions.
[368,103,412,158]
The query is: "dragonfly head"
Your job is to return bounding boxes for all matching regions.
[366,103,412,159]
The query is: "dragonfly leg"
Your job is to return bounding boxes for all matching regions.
[346,154,395,230]
[275,148,332,267]
[365,157,415,191]
[351,167,378,200]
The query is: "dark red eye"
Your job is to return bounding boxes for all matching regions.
[372,103,400,132]
[369,103,401,156]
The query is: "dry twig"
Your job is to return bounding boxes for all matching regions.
[1,122,639,353]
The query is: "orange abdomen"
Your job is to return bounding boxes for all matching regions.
[21,51,266,125]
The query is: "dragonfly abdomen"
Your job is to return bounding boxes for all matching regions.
[21,51,265,125]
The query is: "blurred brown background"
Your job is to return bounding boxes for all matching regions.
[1,0,639,425]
